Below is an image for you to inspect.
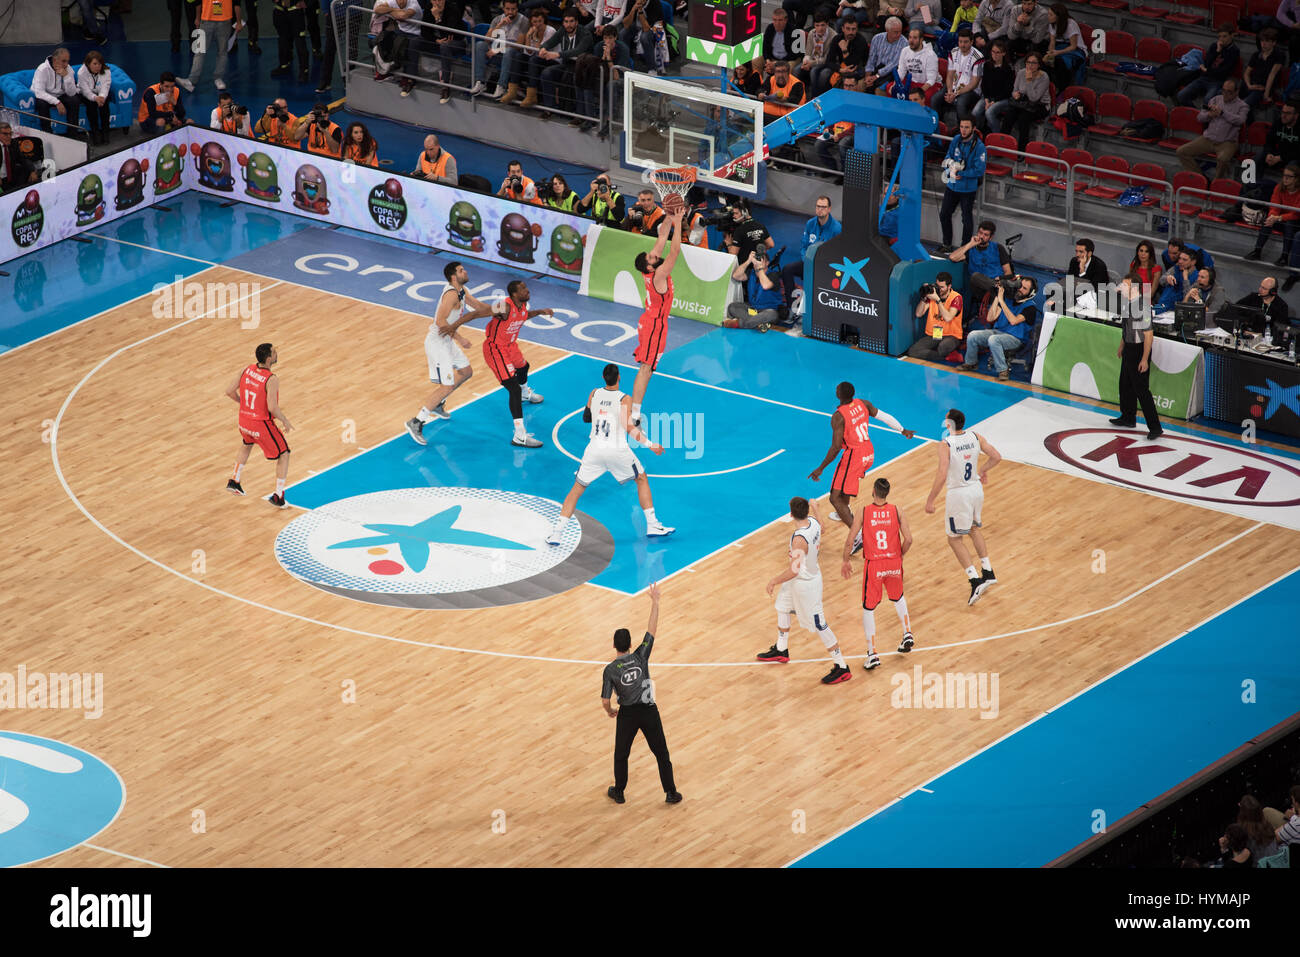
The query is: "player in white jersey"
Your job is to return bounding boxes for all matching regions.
[757,496,853,685]
[546,363,675,544]
[924,407,1003,606]
[406,261,491,445]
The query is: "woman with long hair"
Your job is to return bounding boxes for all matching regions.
[1236,795,1280,860]
[1043,3,1085,92]
[732,58,763,97]
[973,38,1014,134]
[1129,239,1162,288]
[999,51,1050,150]
[543,172,580,212]
[342,122,379,166]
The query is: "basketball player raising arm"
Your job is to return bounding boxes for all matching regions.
[924,408,1003,605]
[628,208,685,427]
[407,261,492,444]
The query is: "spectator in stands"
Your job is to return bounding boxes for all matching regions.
[811,16,872,95]
[271,0,310,85]
[999,51,1050,150]
[877,0,907,29]
[733,59,764,96]
[1157,247,1199,310]
[1177,78,1247,181]
[342,122,379,166]
[574,24,632,129]
[1162,237,1213,271]
[855,16,904,93]
[724,250,784,331]
[543,173,582,212]
[371,0,421,94]
[761,60,807,119]
[815,78,861,169]
[0,123,37,196]
[1129,239,1162,288]
[179,0,241,93]
[411,133,458,185]
[764,8,804,76]
[725,199,775,260]
[937,29,984,126]
[625,188,665,233]
[212,90,256,138]
[472,0,527,96]
[784,0,821,29]
[1245,164,1300,264]
[1274,785,1300,846]
[138,72,189,136]
[939,118,986,251]
[974,37,1014,132]
[949,219,1013,303]
[1182,266,1227,322]
[1042,3,1084,92]
[891,28,941,102]
[539,11,595,112]
[76,51,112,147]
[1176,28,1240,107]
[1258,100,1300,182]
[797,10,838,88]
[1006,0,1049,60]
[255,97,301,146]
[1067,237,1109,308]
[907,272,964,361]
[905,0,940,31]
[951,0,979,34]
[973,0,1012,51]
[499,9,554,105]
[500,159,541,204]
[424,0,470,105]
[1243,28,1287,113]
[1235,276,1290,331]
[623,2,672,74]
[960,275,1037,379]
[1236,795,1282,859]
[1278,0,1300,64]
[833,0,877,30]
[1215,824,1255,868]
[579,173,626,224]
[32,48,82,136]
[782,195,842,306]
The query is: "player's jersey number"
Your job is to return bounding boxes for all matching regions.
[875,530,889,552]
[243,389,258,410]
[964,462,973,481]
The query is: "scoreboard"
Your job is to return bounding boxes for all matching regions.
[686,0,764,68]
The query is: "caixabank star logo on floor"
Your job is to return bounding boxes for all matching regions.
[275,487,613,609]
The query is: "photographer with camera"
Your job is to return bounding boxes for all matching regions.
[499,159,541,204]
[541,173,581,213]
[256,97,302,147]
[296,102,341,157]
[959,275,1037,380]
[624,189,665,236]
[907,272,964,362]
[724,199,775,262]
[723,249,784,332]
[579,174,627,225]
[211,90,254,137]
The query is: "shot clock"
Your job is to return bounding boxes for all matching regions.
[686,0,763,68]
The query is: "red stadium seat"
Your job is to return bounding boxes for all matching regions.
[1159,107,1202,149]
[1129,162,1168,204]
[1248,0,1276,16]
[1211,2,1239,30]
[983,132,1018,176]
[1197,178,1242,222]
[1049,147,1095,191]
[1243,120,1270,148]
[1167,0,1209,24]
[1091,0,1129,11]
[1131,1,1166,18]
[1088,93,1132,136]
[1160,170,1208,216]
[1092,30,1135,73]
[1061,85,1097,114]
[1171,44,1202,61]
[1135,37,1172,65]
[1124,100,1168,142]
[1014,141,1060,183]
[1083,155,1130,199]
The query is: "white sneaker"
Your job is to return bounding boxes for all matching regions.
[214,78,227,91]
[469,81,485,95]
[511,433,542,448]
[177,78,195,92]
[523,389,543,404]
[545,524,566,545]
[864,654,882,671]
[429,403,450,420]
[492,85,505,98]
[646,521,675,538]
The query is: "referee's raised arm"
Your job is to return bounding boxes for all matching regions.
[644,582,661,646]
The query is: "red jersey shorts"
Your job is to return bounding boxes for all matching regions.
[239,418,290,460]
[862,557,904,610]
[831,444,874,497]
[483,339,526,383]
[633,307,669,371]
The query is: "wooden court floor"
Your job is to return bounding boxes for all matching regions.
[4,266,1298,867]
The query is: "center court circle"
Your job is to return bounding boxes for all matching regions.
[275,487,614,609]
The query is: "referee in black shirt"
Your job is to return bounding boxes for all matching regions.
[602,582,682,805]
[1108,272,1164,440]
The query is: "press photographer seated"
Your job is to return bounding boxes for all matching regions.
[298,104,342,158]
[723,250,784,332]
[498,159,541,205]
[624,189,664,234]
[578,174,626,225]
[906,273,964,362]
[539,173,580,212]
[960,275,1038,380]
[211,91,253,137]
[255,98,301,147]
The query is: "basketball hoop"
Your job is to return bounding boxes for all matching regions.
[712,144,770,181]
[649,165,698,209]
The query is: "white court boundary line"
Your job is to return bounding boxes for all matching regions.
[786,555,1300,868]
[79,842,171,868]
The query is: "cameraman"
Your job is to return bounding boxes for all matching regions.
[210,90,253,137]
[579,173,626,225]
[906,272,964,362]
[498,159,541,204]
[624,189,665,235]
[959,275,1038,380]
[299,102,342,157]
[256,97,301,147]
[725,199,774,262]
[723,249,784,331]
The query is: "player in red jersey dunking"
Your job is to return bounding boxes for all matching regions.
[629,207,685,426]
[809,381,913,552]
[842,477,914,670]
[483,279,552,448]
[224,342,294,507]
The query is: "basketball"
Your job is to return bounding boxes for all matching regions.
[664,193,684,215]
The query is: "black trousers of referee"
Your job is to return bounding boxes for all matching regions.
[614,703,676,795]
[1118,341,1161,429]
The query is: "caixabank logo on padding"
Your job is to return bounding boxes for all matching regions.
[275,487,614,609]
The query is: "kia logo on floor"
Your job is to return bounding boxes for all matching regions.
[1044,429,1300,507]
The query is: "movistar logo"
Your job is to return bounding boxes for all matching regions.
[828,256,870,295]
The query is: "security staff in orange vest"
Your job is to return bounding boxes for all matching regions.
[760,60,805,118]
[255,97,302,147]
[138,72,190,134]
[300,103,341,157]
[624,189,665,235]
[411,133,458,185]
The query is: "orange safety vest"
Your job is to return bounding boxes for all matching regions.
[137,82,179,125]
[505,174,540,205]
[260,113,301,147]
[200,0,236,21]
[306,121,342,156]
[687,210,708,248]
[343,141,378,167]
[418,149,452,179]
[763,74,805,117]
[630,205,665,235]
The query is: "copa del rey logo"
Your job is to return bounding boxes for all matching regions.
[1045,429,1300,507]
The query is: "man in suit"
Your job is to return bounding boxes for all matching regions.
[0,123,38,195]
[1066,237,1109,311]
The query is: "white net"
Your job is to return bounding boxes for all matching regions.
[649,166,697,203]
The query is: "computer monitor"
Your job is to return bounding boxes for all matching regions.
[1215,302,1266,335]
[1175,301,1206,332]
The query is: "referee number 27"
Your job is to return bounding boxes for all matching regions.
[640,679,656,705]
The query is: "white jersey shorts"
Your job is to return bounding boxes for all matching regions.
[426,327,470,385]
[944,483,984,537]
[576,443,643,486]
[775,576,826,631]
